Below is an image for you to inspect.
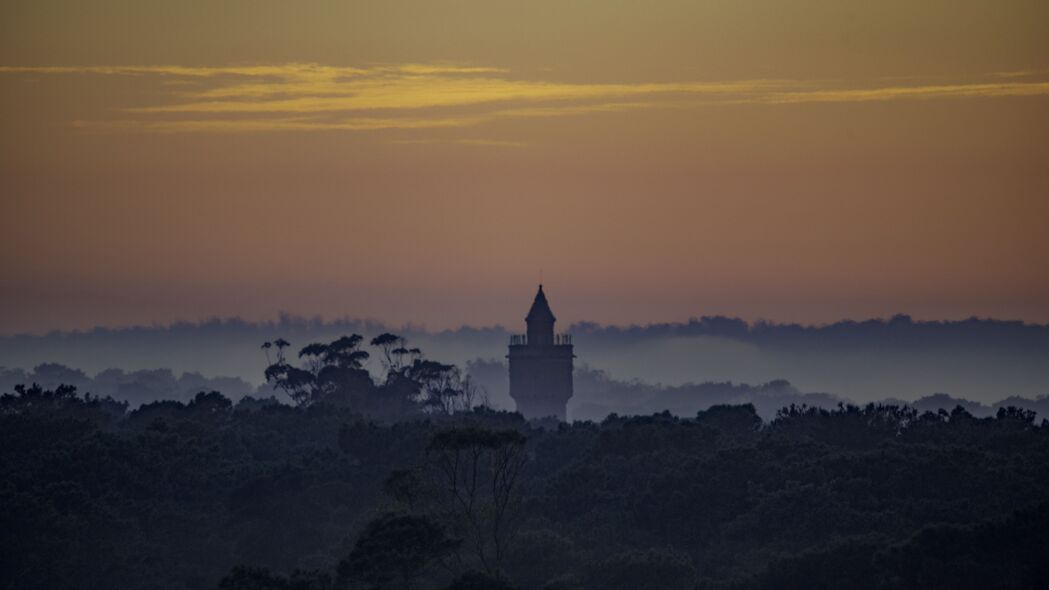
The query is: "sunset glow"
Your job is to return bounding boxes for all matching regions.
[2,0,1047,333]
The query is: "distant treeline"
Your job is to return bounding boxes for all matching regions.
[2,383,1047,589]
[3,313,1048,404]
[7,358,1048,423]
[0,363,258,406]
[574,314,1049,351]
[7,312,1049,350]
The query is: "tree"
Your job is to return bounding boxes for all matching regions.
[427,427,529,573]
[442,570,518,590]
[406,360,480,415]
[262,336,371,406]
[371,333,407,372]
[337,512,460,590]
[187,390,232,416]
[384,469,428,512]
[264,360,317,406]
[262,335,480,416]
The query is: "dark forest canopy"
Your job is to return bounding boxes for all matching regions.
[2,378,1048,589]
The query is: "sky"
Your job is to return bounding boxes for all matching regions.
[2,0,1048,335]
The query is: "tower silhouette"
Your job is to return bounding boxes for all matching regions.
[508,285,574,421]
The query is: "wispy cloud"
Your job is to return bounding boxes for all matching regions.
[72,114,488,133]
[0,63,503,79]
[4,63,1049,134]
[390,138,529,148]
[744,82,1049,105]
[70,101,653,134]
[133,79,779,113]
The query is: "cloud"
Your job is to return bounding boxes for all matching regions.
[132,79,778,113]
[4,62,1049,134]
[0,63,502,79]
[745,82,1049,105]
[71,100,670,134]
[390,138,529,148]
[72,115,488,133]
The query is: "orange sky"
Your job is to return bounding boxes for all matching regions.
[1,0,1048,334]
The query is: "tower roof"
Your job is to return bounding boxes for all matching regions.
[526,285,556,324]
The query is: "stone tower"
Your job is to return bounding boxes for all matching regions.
[508,285,574,421]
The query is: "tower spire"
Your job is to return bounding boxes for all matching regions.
[526,284,556,325]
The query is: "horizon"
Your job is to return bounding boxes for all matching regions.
[5,304,1049,339]
[5,299,1047,407]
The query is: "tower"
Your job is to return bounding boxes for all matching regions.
[508,285,574,421]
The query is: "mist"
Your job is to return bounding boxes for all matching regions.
[3,313,1047,415]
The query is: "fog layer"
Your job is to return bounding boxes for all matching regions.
[2,315,1047,413]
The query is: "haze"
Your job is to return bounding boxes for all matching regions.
[2,0,1048,335]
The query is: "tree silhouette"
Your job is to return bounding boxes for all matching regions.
[336,512,460,590]
[427,427,529,573]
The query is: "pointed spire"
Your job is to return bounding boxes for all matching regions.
[526,284,556,324]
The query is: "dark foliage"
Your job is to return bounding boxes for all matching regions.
[442,571,519,590]
[261,334,478,417]
[218,567,331,590]
[2,382,1048,590]
[336,512,459,588]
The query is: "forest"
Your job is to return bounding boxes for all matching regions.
[2,334,1048,589]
